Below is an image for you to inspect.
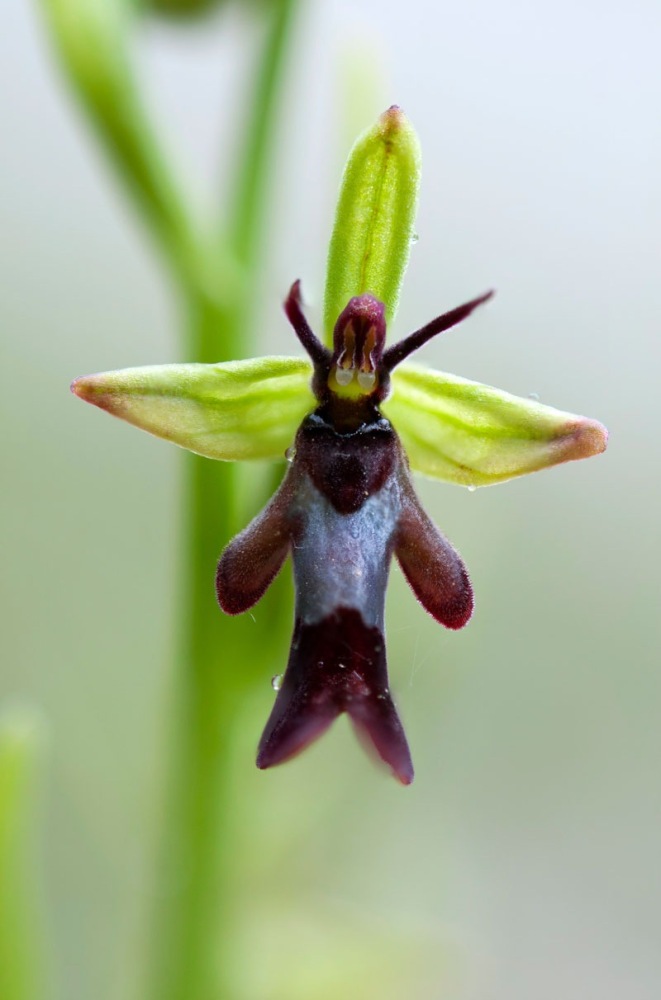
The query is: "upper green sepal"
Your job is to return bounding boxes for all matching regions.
[72,356,315,461]
[384,362,608,487]
[323,106,421,342]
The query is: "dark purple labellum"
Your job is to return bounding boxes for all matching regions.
[216,282,492,783]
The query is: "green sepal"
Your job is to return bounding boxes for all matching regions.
[385,362,608,487]
[323,106,421,341]
[72,356,315,461]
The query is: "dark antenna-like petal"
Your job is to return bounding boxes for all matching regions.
[284,280,332,369]
[382,290,494,372]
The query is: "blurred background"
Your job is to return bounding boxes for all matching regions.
[1,0,660,997]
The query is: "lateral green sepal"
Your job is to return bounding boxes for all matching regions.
[72,356,315,461]
[385,362,608,487]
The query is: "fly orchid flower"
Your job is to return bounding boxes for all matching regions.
[71,108,607,783]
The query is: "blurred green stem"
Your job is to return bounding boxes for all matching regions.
[147,3,298,999]
[0,709,45,1000]
[41,0,202,289]
[228,0,297,272]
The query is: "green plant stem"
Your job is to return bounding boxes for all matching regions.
[0,709,45,1000]
[148,453,243,1000]
[146,3,299,998]
[228,0,298,273]
[42,0,202,289]
[146,304,264,1000]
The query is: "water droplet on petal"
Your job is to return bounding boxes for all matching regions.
[528,391,540,401]
[285,445,295,463]
[411,232,419,244]
[467,485,477,493]
[271,674,283,691]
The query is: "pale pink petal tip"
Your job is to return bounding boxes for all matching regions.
[70,374,117,414]
[570,418,609,459]
[71,374,98,401]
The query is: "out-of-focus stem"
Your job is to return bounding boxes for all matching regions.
[146,3,299,998]
[228,0,298,273]
[0,708,46,1000]
[41,0,201,288]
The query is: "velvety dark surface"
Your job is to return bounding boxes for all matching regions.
[294,413,397,515]
[256,607,414,784]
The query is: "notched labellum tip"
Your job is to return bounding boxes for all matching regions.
[256,609,414,785]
